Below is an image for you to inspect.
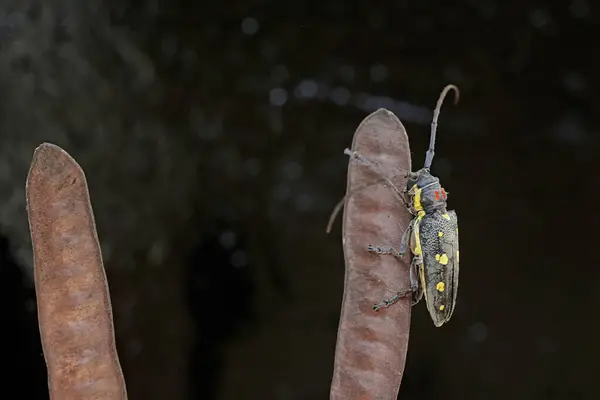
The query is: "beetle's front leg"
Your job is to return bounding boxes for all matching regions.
[409,255,424,305]
[400,188,413,211]
[344,148,411,206]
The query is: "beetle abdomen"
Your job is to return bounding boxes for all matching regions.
[418,210,459,327]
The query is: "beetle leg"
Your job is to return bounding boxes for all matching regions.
[372,265,422,311]
[410,256,424,305]
[344,148,411,208]
[373,254,423,311]
[371,220,420,310]
[373,287,413,311]
[367,244,402,258]
[345,148,410,182]
[396,187,411,210]
[399,224,412,256]
[368,221,413,258]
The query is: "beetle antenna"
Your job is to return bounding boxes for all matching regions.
[343,148,412,202]
[424,84,459,169]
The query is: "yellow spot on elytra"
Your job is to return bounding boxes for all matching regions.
[438,254,449,265]
[436,282,445,292]
[439,305,445,311]
[443,213,450,220]
[456,251,459,263]
[438,231,444,237]
[456,227,459,233]
[435,254,441,261]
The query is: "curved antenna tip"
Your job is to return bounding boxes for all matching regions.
[423,84,461,169]
[442,84,460,105]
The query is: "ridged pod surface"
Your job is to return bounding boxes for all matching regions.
[330,109,413,400]
[26,143,127,400]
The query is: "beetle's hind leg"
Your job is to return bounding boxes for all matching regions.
[373,256,422,311]
[371,224,419,310]
[409,256,424,305]
[373,287,413,311]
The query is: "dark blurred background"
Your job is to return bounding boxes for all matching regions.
[0,0,598,399]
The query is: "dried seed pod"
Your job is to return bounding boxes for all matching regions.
[330,109,413,400]
[26,143,127,400]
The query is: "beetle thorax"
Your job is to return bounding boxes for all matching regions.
[407,169,448,213]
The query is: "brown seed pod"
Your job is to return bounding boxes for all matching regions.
[26,143,127,400]
[329,109,413,400]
